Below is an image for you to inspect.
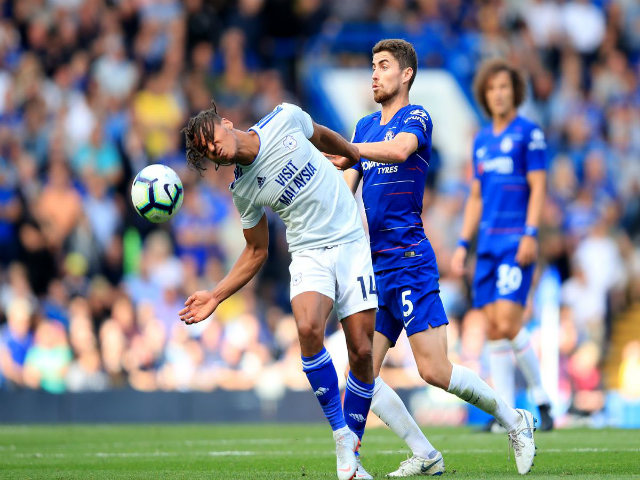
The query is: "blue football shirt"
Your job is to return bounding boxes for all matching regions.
[472,115,547,255]
[352,104,438,276]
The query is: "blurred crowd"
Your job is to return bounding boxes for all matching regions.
[0,0,639,424]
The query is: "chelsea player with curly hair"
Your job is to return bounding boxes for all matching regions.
[451,58,553,432]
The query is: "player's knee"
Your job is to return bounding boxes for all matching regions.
[496,321,517,340]
[486,321,502,340]
[418,363,448,389]
[296,319,323,344]
[348,342,372,369]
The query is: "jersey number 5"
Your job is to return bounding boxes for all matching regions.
[401,290,414,317]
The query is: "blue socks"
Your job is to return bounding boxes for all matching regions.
[302,347,347,431]
[344,371,374,440]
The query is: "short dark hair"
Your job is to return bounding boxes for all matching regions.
[182,101,221,173]
[372,39,418,90]
[472,58,526,117]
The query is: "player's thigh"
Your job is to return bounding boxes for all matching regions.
[341,308,375,355]
[289,248,336,352]
[472,253,497,310]
[342,307,376,381]
[494,250,534,304]
[291,291,334,355]
[334,236,378,320]
[373,269,404,348]
[483,302,503,340]
[408,325,452,388]
[493,299,525,339]
[289,247,337,302]
[389,267,448,338]
[372,331,393,377]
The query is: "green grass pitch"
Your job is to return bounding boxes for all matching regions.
[1,424,638,479]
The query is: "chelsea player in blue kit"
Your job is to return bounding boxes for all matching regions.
[451,59,553,433]
[330,40,537,477]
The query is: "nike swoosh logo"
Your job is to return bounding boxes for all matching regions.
[338,467,353,472]
[524,413,533,438]
[421,457,442,473]
[404,316,415,328]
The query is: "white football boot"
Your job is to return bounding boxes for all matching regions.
[354,454,373,480]
[387,450,445,477]
[334,427,360,480]
[508,409,537,475]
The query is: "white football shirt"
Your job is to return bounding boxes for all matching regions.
[230,103,364,252]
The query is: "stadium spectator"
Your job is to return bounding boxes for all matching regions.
[23,320,72,394]
[0,297,34,388]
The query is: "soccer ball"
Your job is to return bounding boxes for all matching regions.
[131,164,184,223]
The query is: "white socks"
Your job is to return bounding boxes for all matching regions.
[447,364,521,431]
[511,328,550,405]
[488,339,515,407]
[371,377,436,458]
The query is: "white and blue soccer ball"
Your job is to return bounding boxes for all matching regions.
[131,164,184,223]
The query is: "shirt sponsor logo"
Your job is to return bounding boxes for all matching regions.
[278,161,318,206]
[362,160,397,174]
[478,156,514,175]
[362,160,383,171]
[275,160,299,187]
[410,109,428,118]
[405,115,428,132]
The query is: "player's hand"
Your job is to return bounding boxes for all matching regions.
[179,290,219,325]
[325,154,357,170]
[450,246,467,276]
[515,235,538,266]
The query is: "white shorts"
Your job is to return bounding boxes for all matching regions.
[289,235,378,320]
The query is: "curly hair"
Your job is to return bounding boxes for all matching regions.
[472,58,526,117]
[181,101,221,173]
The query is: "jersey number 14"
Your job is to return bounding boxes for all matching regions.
[357,275,377,300]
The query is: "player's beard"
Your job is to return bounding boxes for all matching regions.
[373,84,400,105]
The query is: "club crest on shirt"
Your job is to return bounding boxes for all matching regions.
[384,130,395,141]
[500,136,513,153]
[283,135,297,150]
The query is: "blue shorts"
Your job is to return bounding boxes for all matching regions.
[473,249,535,309]
[375,266,449,347]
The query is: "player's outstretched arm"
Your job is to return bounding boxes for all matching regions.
[179,214,269,324]
[354,132,418,164]
[451,179,482,276]
[309,121,360,165]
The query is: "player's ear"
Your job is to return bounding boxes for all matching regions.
[403,67,413,86]
[221,117,234,129]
